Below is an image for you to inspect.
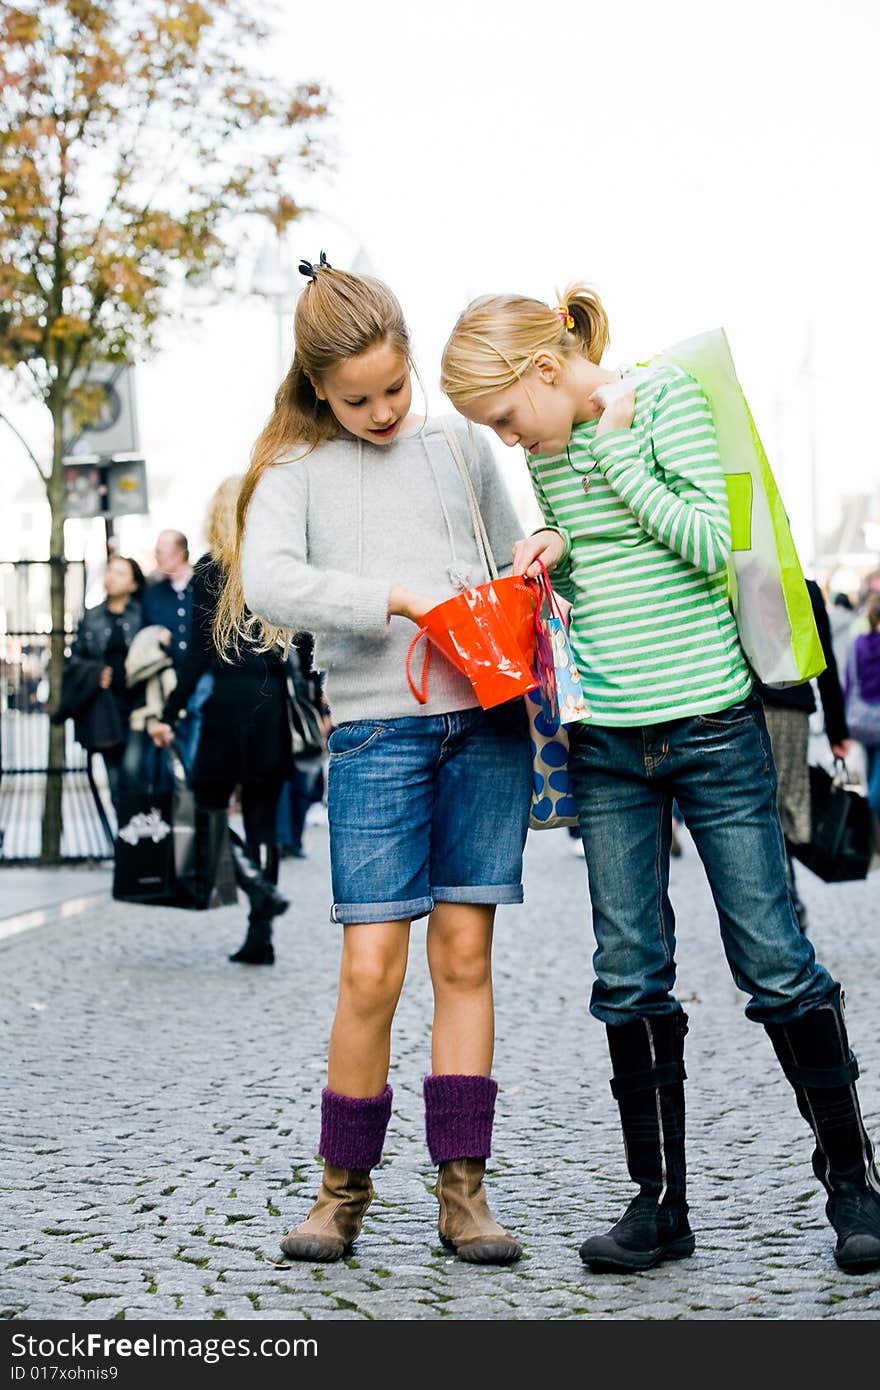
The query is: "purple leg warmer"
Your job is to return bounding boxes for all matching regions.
[318,1084,393,1171]
[423,1073,498,1164]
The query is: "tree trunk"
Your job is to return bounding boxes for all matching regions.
[39,397,68,863]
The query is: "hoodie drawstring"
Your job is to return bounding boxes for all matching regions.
[356,425,472,591]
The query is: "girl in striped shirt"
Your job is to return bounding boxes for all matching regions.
[440,285,880,1277]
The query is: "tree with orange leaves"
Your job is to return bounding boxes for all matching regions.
[0,0,330,858]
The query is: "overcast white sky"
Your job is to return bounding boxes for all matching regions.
[4,0,879,579]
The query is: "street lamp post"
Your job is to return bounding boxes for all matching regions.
[250,236,300,383]
[250,216,374,384]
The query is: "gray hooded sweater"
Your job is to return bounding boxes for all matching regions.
[240,415,527,724]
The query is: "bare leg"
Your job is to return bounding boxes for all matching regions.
[426,902,496,1076]
[327,920,411,1098]
[423,902,521,1264]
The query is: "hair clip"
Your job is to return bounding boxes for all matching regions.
[555,304,575,331]
[298,250,332,282]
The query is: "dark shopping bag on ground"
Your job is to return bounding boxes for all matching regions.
[112,750,238,909]
[789,761,873,883]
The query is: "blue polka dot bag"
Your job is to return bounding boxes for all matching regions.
[525,688,579,830]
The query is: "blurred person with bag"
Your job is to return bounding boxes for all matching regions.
[150,476,292,966]
[276,632,329,859]
[755,578,851,930]
[441,282,880,1276]
[218,257,532,1267]
[54,555,145,815]
[142,528,211,779]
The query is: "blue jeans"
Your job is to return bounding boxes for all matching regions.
[121,731,173,794]
[327,703,532,924]
[173,671,215,782]
[567,693,837,1026]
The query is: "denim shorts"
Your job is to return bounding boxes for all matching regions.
[327,703,532,924]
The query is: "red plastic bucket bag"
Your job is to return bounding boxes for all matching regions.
[405,573,539,711]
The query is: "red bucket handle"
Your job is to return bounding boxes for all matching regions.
[405,627,432,705]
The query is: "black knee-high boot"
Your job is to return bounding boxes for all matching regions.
[764,985,880,1272]
[580,1012,695,1272]
[229,830,289,915]
[228,837,288,966]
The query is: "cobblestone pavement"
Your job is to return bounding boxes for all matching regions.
[2,816,879,1322]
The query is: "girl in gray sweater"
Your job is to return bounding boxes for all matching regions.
[216,256,533,1266]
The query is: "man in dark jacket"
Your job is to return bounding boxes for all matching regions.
[142,530,206,778]
[755,578,851,928]
[142,531,194,668]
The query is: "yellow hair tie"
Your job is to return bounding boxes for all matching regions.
[555,304,575,331]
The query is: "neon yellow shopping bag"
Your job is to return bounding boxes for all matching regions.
[644,328,825,688]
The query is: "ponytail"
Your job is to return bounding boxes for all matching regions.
[557,283,610,365]
[440,283,610,406]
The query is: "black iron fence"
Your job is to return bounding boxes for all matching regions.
[0,560,114,863]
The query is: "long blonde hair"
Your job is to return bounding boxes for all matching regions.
[440,283,609,406]
[204,475,243,565]
[213,261,412,657]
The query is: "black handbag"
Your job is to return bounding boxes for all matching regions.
[112,749,238,909]
[789,761,873,884]
[285,656,326,761]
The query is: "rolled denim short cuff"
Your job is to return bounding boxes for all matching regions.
[330,896,433,925]
[431,884,524,905]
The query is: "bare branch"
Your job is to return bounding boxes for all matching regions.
[0,410,49,485]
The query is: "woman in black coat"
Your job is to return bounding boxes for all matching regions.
[151,477,293,965]
[64,554,146,814]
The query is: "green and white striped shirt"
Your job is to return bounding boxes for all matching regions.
[529,364,753,726]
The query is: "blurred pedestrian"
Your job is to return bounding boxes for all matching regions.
[441,280,880,1275]
[142,529,209,779]
[142,530,193,664]
[276,633,329,860]
[150,477,292,966]
[828,590,858,675]
[57,555,145,815]
[124,624,178,790]
[756,579,851,930]
[670,801,685,857]
[567,822,585,855]
[844,592,880,817]
[220,257,532,1267]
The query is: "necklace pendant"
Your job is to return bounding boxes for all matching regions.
[581,476,592,494]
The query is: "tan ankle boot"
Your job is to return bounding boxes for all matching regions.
[279,1163,374,1262]
[435,1158,522,1264]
